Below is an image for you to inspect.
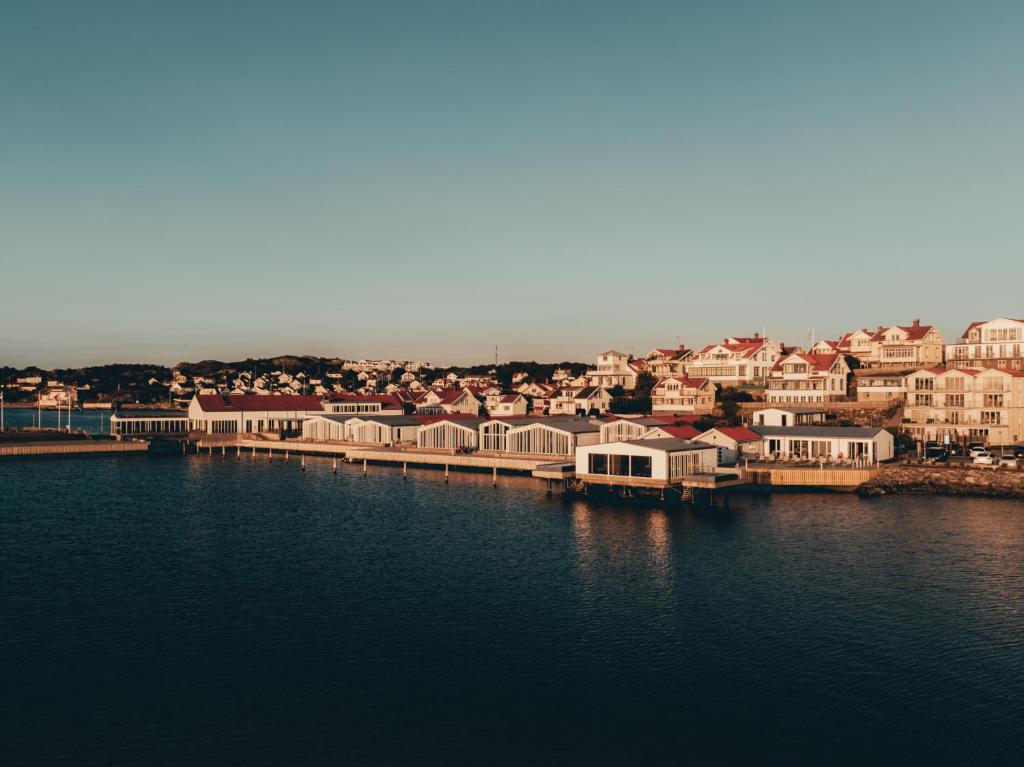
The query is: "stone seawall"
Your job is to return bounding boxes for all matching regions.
[859,464,1024,499]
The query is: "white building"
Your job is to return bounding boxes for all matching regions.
[585,350,641,390]
[576,438,718,484]
[416,418,483,451]
[695,426,763,465]
[301,414,419,444]
[548,386,612,416]
[599,417,671,443]
[749,407,827,427]
[766,353,850,405]
[488,394,528,417]
[946,317,1024,371]
[323,393,404,415]
[188,394,323,434]
[685,335,781,387]
[650,376,715,414]
[751,425,894,463]
[506,419,601,457]
[854,369,911,403]
[902,366,1024,446]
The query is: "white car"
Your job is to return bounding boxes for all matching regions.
[972,452,996,465]
[998,455,1019,469]
[968,446,989,458]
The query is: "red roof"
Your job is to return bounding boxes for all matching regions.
[704,426,761,442]
[651,424,700,439]
[868,322,935,342]
[195,394,323,413]
[770,353,842,374]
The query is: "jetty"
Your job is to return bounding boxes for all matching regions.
[0,440,150,459]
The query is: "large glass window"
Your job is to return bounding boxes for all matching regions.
[589,454,608,474]
[630,456,652,477]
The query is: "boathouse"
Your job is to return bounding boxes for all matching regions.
[599,417,671,443]
[506,419,601,457]
[109,410,189,437]
[416,417,483,450]
[575,438,718,485]
[696,426,763,465]
[749,407,827,427]
[188,394,324,435]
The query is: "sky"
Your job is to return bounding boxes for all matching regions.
[2,0,1022,368]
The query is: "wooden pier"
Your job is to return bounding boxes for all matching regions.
[0,440,150,459]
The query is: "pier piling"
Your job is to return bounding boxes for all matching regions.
[445,464,449,483]
[333,457,338,474]
[493,466,497,487]
[363,458,367,477]
[301,454,305,471]
[403,461,407,479]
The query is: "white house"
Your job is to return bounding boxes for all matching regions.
[749,407,827,427]
[576,438,718,484]
[416,417,483,451]
[766,353,850,405]
[188,394,324,434]
[417,388,481,415]
[751,425,894,463]
[585,350,641,390]
[549,386,611,416]
[650,376,715,414]
[488,393,528,417]
[644,346,692,378]
[479,418,537,452]
[947,317,1024,371]
[685,335,782,387]
[695,426,763,465]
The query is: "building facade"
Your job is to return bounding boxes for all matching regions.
[946,317,1024,371]
[766,353,850,405]
[902,367,1024,446]
[650,376,715,414]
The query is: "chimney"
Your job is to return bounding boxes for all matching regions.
[912,318,920,327]
[753,332,760,339]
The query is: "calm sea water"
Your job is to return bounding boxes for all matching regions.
[1,407,110,435]
[2,455,1023,765]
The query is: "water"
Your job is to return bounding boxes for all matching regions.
[2,455,1023,765]
[1,407,110,435]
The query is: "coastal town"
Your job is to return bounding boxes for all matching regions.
[4,315,1024,499]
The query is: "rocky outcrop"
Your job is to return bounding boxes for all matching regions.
[858,464,1024,498]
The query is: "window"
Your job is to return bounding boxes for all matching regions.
[589,454,608,474]
[630,456,652,477]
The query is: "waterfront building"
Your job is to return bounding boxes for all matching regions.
[599,417,672,444]
[415,417,483,451]
[946,317,1024,371]
[749,407,827,427]
[506,419,601,457]
[751,425,894,462]
[766,353,850,405]
[576,438,718,484]
[188,394,323,435]
[585,350,641,390]
[684,334,781,387]
[695,426,763,465]
[110,410,189,437]
[902,366,1024,446]
[650,376,714,414]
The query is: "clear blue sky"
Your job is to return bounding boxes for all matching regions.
[2,0,1022,368]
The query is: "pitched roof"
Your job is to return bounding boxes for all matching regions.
[645,424,701,440]
[621,437,713,452]
[770,353,843,374]
[195,394,323,413]
[751,425,887,438]
[701,426,762,442]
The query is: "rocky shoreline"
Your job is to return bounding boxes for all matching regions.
[858,464,1024,499]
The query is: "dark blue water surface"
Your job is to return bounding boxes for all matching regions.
[2,455,1023,765]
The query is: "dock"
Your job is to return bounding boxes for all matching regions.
[0,440,150,459]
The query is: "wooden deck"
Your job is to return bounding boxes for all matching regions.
[743,465,879,488]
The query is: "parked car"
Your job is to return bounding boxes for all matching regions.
[968,442,985,453]
[972,452,996,465]
[1011,446,1024,460]
[924,446,948,463]
[998,455,1019,469]
[968,446,989,458]
[947,443,964,456]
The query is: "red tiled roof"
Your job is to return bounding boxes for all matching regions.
[704,426,761,442]
[868,323,935,342]
[195,394,323,413]
[652,424,700,439]
[770,353,842,374]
